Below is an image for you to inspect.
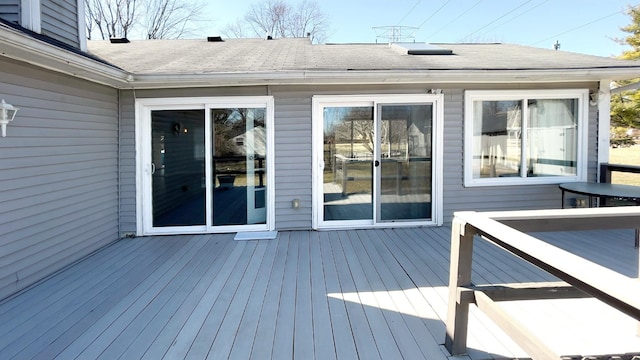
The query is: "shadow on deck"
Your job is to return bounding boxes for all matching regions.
[0,227,638,359]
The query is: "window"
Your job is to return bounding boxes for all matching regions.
[464,90,588,186]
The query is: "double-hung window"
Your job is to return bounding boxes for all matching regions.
[464,89,589,186]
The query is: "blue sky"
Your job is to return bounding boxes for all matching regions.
[201,0,639,57]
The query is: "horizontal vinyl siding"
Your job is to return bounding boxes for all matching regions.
[40,0,80,48]
[272,91,312,230]
[0,57,119,300]
[441,83,600,223]
[0,0,19,23]
[118,90,136,235]
[120,82,599,232]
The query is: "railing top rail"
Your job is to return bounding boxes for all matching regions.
[453,210,640,321]
[481,206,640,220]
[601,163,640,174]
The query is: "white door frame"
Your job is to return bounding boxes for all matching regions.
[135,96,275,236]
[312,94,444,230]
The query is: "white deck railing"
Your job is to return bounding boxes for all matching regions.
[445,207,640,359]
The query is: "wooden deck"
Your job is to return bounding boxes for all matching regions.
[0,227,639,359]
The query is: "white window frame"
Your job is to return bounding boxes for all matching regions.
[464,89,589,187]
[135,96,275,236]
[312,94,444,229]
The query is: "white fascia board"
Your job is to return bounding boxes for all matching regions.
[0,27,130,87]
[127,68,640,89]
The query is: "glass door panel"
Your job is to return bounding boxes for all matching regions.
[151,109,206,227]
[378,104,433,221]
[211,108,267,226]
[322,106,374,221]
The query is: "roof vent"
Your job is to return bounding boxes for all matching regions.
[207,36,223,42]
[392,43,452,55]
[109,37,130,44]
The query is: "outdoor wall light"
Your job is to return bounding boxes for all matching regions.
[292,199,301,209]
[0,99,19,137]
[589,91,599,106]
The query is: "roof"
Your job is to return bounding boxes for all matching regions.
[83,37,640,88]
[0,20,129,87]
[0,18,119,69]
[2,23,639,89]
[87,37,638,74]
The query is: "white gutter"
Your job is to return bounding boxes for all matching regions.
[127,68,640,89]
[0,25,130,87]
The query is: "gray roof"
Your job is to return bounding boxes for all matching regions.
[87,37,638,74]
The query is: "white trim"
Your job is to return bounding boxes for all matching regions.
[135,96,275,236]
[312,93,443,230]
[597,80,611,177]
[463,89,589,187]
[77,0,87,51]
[20,0,41,33]
[433,93,444,226]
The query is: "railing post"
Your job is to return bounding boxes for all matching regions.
[445,216,476,356]
[599,163,612,206]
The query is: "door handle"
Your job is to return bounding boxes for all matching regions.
[374,160,380,167]
[151,163,156,175]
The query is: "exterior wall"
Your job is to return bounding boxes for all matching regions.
[0,0,20,23]
[118,87,271,235]
[0,56,119,300]
[41,0,80,48]
[441,84,599,222]
[119,82,599,233]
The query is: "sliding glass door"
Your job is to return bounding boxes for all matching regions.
[151,109,206,227]
[378,104,433,221]
[211,107,266,226]
[138,97,274,235]
[314,95,442,229]
[322,106,374,222]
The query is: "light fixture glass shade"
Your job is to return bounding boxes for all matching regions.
[0,99,19,137]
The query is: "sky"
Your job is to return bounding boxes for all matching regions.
[199,0,639,57]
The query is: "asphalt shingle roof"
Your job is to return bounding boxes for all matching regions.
[87,37,639,75]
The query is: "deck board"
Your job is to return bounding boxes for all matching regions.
[270,231,299,360]
[120,235,236,359]
[0,227,638,360]
[309,231,338,360]
[3,236,186,360]
[248,231,289,360]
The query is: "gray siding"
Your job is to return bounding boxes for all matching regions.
[0,0,19,23]
[441,83,599,223]
[0,56,119,300]
[41,0,80,48]
[119,82,600,232]
[272,88,313,230]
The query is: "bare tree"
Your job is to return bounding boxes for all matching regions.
[144,0,204,39]
[286,0,328,43]
[222,0,329,43]
[85,0,202,40]
[85,0,138,39]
